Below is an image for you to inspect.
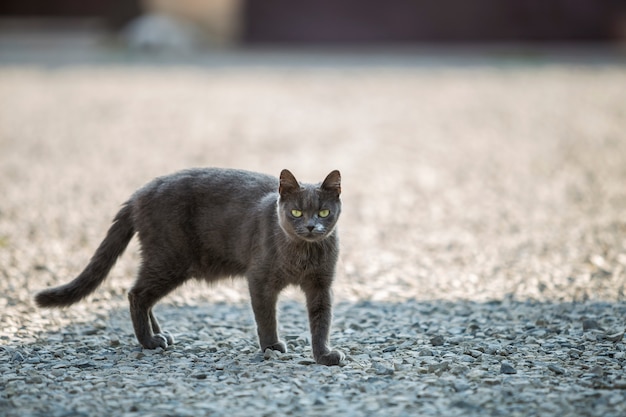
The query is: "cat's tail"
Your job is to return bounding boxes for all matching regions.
[35,202,135,308]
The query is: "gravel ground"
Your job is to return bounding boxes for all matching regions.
[1,45,626,416]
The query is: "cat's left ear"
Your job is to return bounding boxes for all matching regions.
[321,170,341,196]
[279,169,301,196]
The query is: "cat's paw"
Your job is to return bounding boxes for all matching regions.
[142,334,172,350]
[160,331,175,346]
[316,350,345,366]
[263,341,287,353]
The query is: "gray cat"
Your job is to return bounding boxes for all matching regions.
[35,168,344,366]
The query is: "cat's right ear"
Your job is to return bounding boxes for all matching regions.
[321,170,341,196]
[279,169,300,196]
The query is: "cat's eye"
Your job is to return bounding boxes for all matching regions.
[291,209,303,218]
[318,209,330,218]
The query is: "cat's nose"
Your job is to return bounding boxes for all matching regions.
[307,225,315,232]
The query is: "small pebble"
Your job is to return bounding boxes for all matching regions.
[547,364,566,375]
[263,349,280,360]
[51,369,65,377]
[601,332,624,343]
[453,381,471,392]
[419,348,434,356]
[589,365,604,377]
[430,336,445,347]
[26,375,43,384]
[373,363,395,376]
[468,350,483,358]
[109,335,120,347]
[500,362,517,374]
[74,360,96,368]
[582,319,603,332]
[428,362,450,374]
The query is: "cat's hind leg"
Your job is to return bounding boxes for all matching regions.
[149,309,175,345]
[128,263,186,349]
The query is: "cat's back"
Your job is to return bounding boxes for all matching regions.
[133,168,278,209]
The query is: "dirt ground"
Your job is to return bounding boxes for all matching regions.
[1,46,626,416]
[1,50,625,306]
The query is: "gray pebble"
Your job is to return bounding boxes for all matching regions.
[263,348,280,360]
[582,319,603,332]
[500,362,517,374]
[589,365,604,377]
[448,336,464,345]
[419,348,434,356]
[430,336,445,347]
[568,348,582,359]
[453,381,471,392]
[428,361,450,374]
[74,360,96,368]
[313,396,327,406]
[601,332,624,343]
[372,363,394,376]
[547,364,566,375]
[468,350,483,358]
[109,335,121,347]
[26,375,43,384]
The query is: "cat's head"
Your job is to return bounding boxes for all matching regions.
[277,169,341,243]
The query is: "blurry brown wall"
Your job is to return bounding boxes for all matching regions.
[0,0,141,28]
[1,0,624,42]
[243,0,626,43]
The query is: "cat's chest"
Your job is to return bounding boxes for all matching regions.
[277,245,335,280]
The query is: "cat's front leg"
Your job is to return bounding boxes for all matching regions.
[302,283,344,366]
[248,281,286,353]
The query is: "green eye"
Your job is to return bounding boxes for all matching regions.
[319,209,330,218]
[291,209,303,218]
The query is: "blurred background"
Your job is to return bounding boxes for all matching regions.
[1,0,626,51]
[1,1,625,306]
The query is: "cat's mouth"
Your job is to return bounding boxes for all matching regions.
[299,231,326,242]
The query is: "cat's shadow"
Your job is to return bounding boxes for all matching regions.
[5,298,625,369]
[7,300,316,365]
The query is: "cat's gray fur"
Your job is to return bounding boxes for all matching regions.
[35,168,344,366]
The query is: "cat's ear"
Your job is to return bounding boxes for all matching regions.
[321,170,341,196]
[279,169,300,196]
